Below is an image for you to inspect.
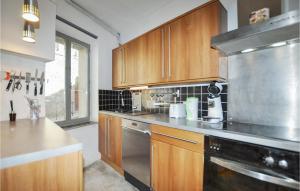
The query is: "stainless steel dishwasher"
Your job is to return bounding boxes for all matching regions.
[122,119,151,191]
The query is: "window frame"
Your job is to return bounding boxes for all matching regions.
[54,31,91,127]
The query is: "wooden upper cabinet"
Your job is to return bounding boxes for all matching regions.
[112,47,125,88]
[112,0,227,88]
[146,28,165,84]
[167,1,225,82]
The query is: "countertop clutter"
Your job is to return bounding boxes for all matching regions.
[99,111,300,152]
[0,118,82,169]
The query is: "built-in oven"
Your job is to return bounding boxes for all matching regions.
[204,136,300,191]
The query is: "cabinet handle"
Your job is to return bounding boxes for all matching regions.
[104,118,107,155]
[107,118,111,157]
[120,49,123,84]
[123,48,127,83]
[151,143,154,189]
[152,131,198,144]
[161,28,165,79]
[168,26,171,79]
[122,48,125,84]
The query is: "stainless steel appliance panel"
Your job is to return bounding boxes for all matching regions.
[122,119,151,187]
[228,43,300,128]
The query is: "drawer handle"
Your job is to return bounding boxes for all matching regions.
[152,131,198,144]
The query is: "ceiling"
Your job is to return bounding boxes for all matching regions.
[72,0,210,42]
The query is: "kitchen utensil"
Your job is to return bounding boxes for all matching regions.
[10,100,14,113]
[11,73,16,92]
[25,72,31,94]
[207,82,223,122]
[9,100,16,121]
[169,103,186,118]
[34,69,38,96]
[6,73,14,91]
[186,97,198,121]
[14,72,22,90]
[39,72,44,95]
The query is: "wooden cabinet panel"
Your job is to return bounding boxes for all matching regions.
[146,28,165,84]
[112,47,125,88]
[1,152,83,191]
[99,114,106,156]
[151,140,203,191]
[124,36,147,86]
[108,116,122,168]
[151,124,204,153]
[98,114,123,174]
[167,1,222,82]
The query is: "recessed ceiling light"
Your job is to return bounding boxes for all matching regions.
[270,41,287,47]
[241,48,255,53]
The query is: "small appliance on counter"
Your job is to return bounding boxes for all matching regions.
[132,91,142,112]
[205,82,223,123]
[186,97,198,121]
[169,103,186,118]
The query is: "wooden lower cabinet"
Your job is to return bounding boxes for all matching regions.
[98,114,123,174]
[151,125,204,191]
[1,152,83,191]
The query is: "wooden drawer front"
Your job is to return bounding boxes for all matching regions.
[151,124,204,153]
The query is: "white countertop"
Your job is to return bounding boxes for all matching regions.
[0,118,82,169]
[99,111,300,152]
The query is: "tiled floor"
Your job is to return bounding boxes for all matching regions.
[84,160,138,191]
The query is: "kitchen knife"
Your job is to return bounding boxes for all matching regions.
[34,69,38,96]
[25,72,31,94]
[6,73,14,91]
[39,72,44,95]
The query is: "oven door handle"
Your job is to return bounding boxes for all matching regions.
[210,156,300,190]
[122,126,151,136]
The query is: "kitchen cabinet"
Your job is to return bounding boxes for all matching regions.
[112,0,227,88]
[1,0,56,61]
[167,1,226,82]
[151,124,204,191]
[146,28,165,84]
[1,152,83,191]
[124,36,147,86]
[98,114,123,174]
[112,47,125,88]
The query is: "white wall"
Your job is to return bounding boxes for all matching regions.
[0,51,45,121]
[54,0,119,122]
[1,0,56,61]
[66,124,99,167]
[120,0,238,43]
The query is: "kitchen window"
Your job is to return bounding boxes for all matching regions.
[45,32,90,126]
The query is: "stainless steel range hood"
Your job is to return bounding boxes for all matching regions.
[211,10,300,56]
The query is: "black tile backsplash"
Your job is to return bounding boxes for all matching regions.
[98,89,132,111]
[99,84,228,120]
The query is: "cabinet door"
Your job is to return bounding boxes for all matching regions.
[167,1,221,82]
[124,36,147,86]
[112,47,124,88]
[99,114,107,157]
[152,140,204,191]
[146,28,165,84]
[107,116,122,168]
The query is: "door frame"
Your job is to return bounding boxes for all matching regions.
[55,31,91,127]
